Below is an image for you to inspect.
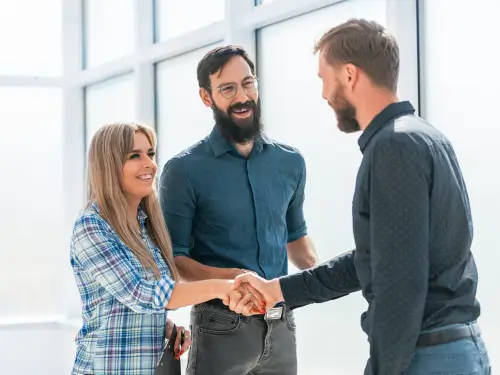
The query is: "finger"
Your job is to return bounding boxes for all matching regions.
[174,327,183,351]
[243,302,261,316]
[180,330,192,353]
[234,292,254,314]
[246,284,266,308]
[221,294,229,306]
[228,290,243,311]
[233,274,253,289]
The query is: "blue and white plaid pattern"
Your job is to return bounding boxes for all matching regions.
[70,202,176,375]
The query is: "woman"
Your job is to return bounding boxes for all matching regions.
[70,123,263,375]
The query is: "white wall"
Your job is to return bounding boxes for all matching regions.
[420,0,500,367]
[0,323,78,375]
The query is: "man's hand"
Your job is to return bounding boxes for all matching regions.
[166,318,192,360]
[231,273,285,315]
[221,282,266,315]
[228,268,256,279]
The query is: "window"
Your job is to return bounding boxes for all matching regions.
[83,0,135,68]
[0,0,62,76]
[155,44,221,328]
[0,87,63,317]
[84,74,136,151]
[257,1,387,374]
[420,0,499,358]
[156,44,221,166]
[155,0,225,41]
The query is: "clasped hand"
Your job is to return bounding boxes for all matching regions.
[221,273,283,316]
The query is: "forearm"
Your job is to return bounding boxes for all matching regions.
[175,256,242,281]
[166,279,231,309]
[287,236,319,270]
[280,249,361,309]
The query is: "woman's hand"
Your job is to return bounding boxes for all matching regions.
[166,318,192,360]
[218,280,266,315]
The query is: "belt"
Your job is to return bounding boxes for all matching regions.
[203,299,286,320]
[416,322,481,348]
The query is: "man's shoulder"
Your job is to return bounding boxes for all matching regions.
[376,114,450,152]
[266,138,305,165]
[163,136,212,169]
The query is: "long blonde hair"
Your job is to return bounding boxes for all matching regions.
[86,122,179,281]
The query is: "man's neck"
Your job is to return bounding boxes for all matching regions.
[234,139,254,158]
[357,91,399,131]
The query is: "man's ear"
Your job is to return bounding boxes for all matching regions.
[199,88,213,108]
[344,63,359,92]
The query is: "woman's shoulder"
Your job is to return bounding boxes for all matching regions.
[71,202,114,239]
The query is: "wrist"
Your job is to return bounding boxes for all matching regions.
[227,268,246,279]
[212,279,232,299]
[269,278,285,305]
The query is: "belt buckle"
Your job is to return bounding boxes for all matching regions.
[264,306,283,320]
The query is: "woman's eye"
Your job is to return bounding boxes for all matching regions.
[129,153,140,159]
[148,152,156,159]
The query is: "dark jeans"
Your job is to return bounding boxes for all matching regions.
[186,302,297,375]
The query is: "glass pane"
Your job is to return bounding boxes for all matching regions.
[0,0,62,76]
[421,0,499,357]
[0,87,63,316]
[156,44,221,165]
[85,74,136,150]
[155,43,221,328]
[155,0,225,41]
[257,1,387,374]
[84,0,135,68]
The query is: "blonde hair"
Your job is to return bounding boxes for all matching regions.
[86,122,178,281]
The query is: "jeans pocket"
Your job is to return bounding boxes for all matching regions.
[198,308,241,335]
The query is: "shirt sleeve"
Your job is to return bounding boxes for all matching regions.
[286,154,308,242]
[159,157,196,258]
[365,137,431,375]
[279,249,361,309]
[72,215,176,313]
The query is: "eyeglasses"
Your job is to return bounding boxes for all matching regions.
[211,77,258,99]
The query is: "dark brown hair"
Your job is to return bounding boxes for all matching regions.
[197,45,256,91]
[314,18,399,92]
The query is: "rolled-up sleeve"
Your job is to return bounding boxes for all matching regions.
[286,154,308,242]
[159,157,196,258]
[72,215,175,313]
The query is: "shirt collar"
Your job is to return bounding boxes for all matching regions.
[208,125,272,157]
[358,101,415,153]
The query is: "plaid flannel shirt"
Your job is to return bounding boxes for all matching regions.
[70,202,176,375]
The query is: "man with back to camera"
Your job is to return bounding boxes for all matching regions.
[230,19,492,374]
[158,45,319,375]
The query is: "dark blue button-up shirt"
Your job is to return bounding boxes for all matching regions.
[279,101,480,375]
[159,126,308,279]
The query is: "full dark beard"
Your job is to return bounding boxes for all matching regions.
[336,105,360,133]
[212,98,262,144]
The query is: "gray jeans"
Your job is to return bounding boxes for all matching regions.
[186,302,297,375]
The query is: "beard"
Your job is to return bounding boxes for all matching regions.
[329,83,360,133]
[211,98,262,144]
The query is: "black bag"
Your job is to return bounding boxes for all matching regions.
[154,324,182,375]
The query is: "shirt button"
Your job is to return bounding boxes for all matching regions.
[260,259,265,265]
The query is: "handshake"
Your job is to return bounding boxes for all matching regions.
[220,271,285,316]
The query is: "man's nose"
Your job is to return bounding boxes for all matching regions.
[234,85,250,103]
